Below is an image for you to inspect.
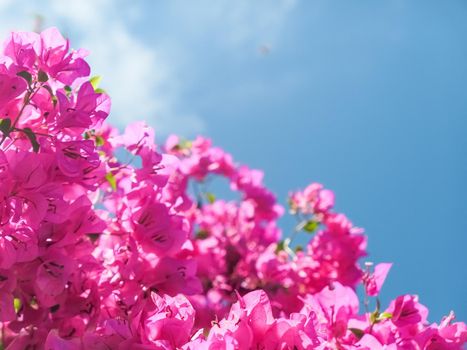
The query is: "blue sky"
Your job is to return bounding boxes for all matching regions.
[1,0,466,322]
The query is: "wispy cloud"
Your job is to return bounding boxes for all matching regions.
[0,0,297,136]
[166,0,297,51]
[0,0,205,137]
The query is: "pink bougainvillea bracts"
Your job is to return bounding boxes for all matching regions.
[0,27,465,349]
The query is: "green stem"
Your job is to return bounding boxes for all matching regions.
[0,82,45,148]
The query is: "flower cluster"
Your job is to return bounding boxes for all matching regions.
[0,28,465,349]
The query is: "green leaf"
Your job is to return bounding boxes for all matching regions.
[64,85,72,93]
[13,298,21,313]
[0,118,12,136]
[303,220,319,233]
[378,312,392,321]
[17,70,32,84]
[37,70,48,83]
[87,233,101,242]
[196,230,209,239]
[181,139,192,148]
[349,328,364,340]
[105,172,117,191]
[176,139,192,150]
[295,245,303,252]
[369,307,390,325]
[370,310,379,324]
[95,135,105,146]
[22,127,40,152]
[275,240,285,253]
[94,87,106,94]
[90,75,102,90]
[206,192,216,204]
[42,84,54,97]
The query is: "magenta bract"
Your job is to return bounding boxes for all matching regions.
[0,27,464,350]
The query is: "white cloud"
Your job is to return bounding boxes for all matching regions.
[166,0,297,53]
[0,0,205,137]
[0,0,297,136]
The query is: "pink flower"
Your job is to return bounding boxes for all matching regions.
[387,294,429,328]
[437,312,467,346]
[0,26,464,350]
[262,315,318,350]
[0,269,16,321]
[56,82,109,130]
[146,257,202,296]
[0,224,38,268]
[230,290,275,339]
[356,334,392,350]
[2,31,39,69]
[301,282,359,339]
[141,293,195,348]
[34,253,75,307]
[56,140,100,178]
[0,74,27,107]
[0,151,59,228]
[44,330,81,350]
[289,182,335,215]
[363,262,392,296]
[132,203,187,257]
[116,121,156,153]
[183,333,239,350]
[39,27,90,84]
